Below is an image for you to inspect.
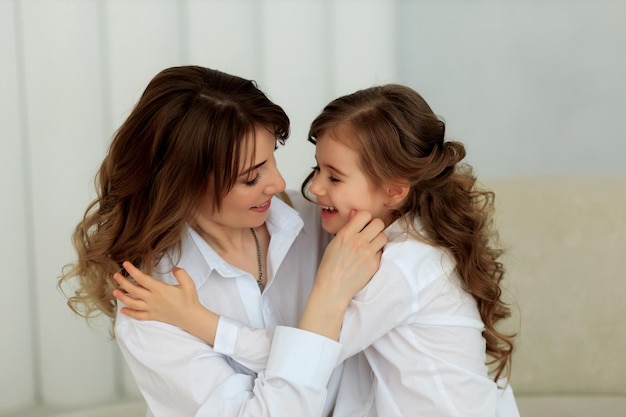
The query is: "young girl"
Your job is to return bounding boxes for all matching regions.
[114,84,520,416]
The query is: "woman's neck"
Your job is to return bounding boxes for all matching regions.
[192,222,250,255]
[191,221,268,286]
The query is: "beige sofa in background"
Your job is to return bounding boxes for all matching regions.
[488,175,626,416]
[11,175,624,417]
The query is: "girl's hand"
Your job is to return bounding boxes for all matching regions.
[112,262,212,336]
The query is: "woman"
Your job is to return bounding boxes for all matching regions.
[58,65,387,417]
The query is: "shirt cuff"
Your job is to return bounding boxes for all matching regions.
[213,315,239,355]
[265,326,342,388]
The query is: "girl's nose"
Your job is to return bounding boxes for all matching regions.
[308,173,324,197]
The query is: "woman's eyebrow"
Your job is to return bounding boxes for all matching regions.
[238,160,267,177]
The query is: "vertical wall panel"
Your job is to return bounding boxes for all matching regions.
[0,0,36,412]
[20,0,117,407]
[106,0,183,130]
[257,0,397,189]
[186,0,261,80]
[330,0,397,96]
[103,0,184,398]
[396,1,626,176]
[262,0,333,189]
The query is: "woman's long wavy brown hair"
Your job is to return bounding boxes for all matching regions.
[302,84,515,381]
[59,66,289,331]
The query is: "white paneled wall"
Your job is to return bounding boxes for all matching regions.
[1,0,36,412]
[1,0,396,414]
[395,1,626,176]
[17,0,117,410]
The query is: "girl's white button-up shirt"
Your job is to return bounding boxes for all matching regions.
[214,219,521,417]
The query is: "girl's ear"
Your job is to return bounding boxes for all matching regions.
[384,180,410,208]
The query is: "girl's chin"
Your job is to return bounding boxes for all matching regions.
[321,219,346,235]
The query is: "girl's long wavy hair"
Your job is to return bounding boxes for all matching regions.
[59,66,289,331]
[302,84,515,381]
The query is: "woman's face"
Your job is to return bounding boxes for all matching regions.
[308,125,392,234]
[193,125,286,234]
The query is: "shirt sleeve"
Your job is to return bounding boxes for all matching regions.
[116,316,341,417]
[213,315,273,372]
[335,260,418,364]
[213,261,418,371]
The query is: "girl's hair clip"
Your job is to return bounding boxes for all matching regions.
[308,136,317,145]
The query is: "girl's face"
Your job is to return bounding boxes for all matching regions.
[193,125,286,234]
[309,125,393,234]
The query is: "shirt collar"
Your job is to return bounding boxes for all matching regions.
[265,195,304,239]
[176,195,304,289]
[385,216,426,243]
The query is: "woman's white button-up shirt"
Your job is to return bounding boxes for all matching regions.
[115,194,340,417]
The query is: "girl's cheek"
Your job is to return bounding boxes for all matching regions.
[340,211,352,227]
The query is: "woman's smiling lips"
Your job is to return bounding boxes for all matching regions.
[250,199,271,212]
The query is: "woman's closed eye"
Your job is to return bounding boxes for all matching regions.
[245,173,262,186]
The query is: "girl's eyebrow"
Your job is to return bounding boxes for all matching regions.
[238,160,267,177]
[325,164,347,177]
[318,158,347,177]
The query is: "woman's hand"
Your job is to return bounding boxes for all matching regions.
[112,262,219,345]
[318,210,387,301]
[299,211,387,340]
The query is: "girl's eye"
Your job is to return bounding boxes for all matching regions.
[312,165,340,183]
[245,174,261,186]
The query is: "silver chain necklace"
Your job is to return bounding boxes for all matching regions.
[250,227,264,291]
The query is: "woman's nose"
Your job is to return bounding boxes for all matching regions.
[266,166,286,194]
